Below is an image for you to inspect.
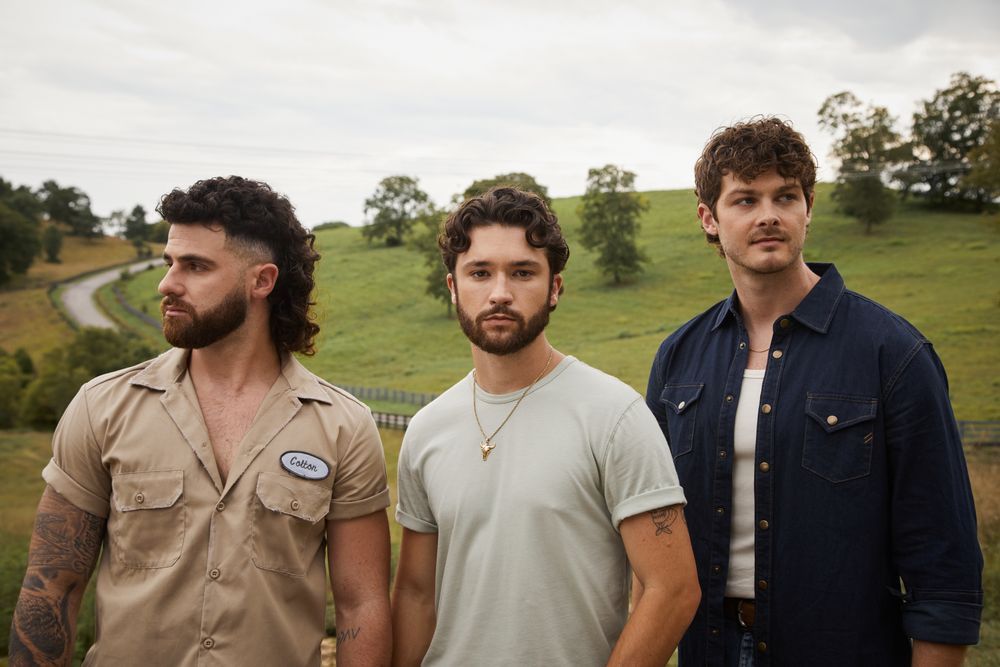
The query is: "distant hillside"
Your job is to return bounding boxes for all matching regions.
[114,185,999,419]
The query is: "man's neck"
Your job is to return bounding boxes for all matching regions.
[729,259,820,332]
[188,325,281,393]
[471,335,564,395]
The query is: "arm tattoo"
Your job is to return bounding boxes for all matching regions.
[650,506,683,536]
[337,626,362,644]
[9,487,104,666]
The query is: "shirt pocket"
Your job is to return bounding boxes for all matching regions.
[252,471,333,577]
[659,383,704,459]
[802,394,878,483]
[110,470,186,569]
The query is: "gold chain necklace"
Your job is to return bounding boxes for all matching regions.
[472,347,554,462]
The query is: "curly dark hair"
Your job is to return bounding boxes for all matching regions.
[156,176,321,355]
[439,186,569,299]
[694,116,817,253]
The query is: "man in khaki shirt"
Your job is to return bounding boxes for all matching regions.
[10,176,392,666]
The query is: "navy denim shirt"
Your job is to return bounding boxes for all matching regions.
[646,264,982,666]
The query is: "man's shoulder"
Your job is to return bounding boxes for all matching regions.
[557,357,643,406]
[406,374,470,432]
[838,288,928,346]
[657,298,729,352]
[81,353,166,395]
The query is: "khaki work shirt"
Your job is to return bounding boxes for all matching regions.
[42,348,390,666]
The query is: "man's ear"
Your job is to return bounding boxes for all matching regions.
[446,273,457,304]
[550,274,563,308]
[250,263,279,299]
[698,202,718,237]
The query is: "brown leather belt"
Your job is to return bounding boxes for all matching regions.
[723,598,755,629]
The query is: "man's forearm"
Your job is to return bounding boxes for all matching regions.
[607,584,698,667]
[912,640,967,667]
[9,487,104,666]
[335,598,392,667]
[390,590,436,667]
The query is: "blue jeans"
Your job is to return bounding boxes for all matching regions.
[724,618,754,667]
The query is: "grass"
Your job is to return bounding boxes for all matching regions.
[111,185,999,419]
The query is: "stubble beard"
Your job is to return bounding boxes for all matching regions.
[455,287,552,356]
[161,285,249,349]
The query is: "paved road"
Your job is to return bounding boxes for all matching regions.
[61,259,164,329]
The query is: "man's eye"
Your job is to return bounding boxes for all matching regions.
[513,270,534,278]
[470,270,489,278]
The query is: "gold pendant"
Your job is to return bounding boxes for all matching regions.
[480,440,495,461]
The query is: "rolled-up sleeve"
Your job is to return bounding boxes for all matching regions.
[42,386,111,517]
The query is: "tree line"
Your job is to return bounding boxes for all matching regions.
[819,71,999,232]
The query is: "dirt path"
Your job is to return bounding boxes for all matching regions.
[60,259,163,329]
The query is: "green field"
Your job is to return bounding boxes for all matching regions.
[112,185,1000,419]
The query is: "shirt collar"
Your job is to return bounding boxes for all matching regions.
[710,262,845,334]
[130,347,333,404]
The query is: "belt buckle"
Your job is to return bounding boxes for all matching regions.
[737,600,752,629]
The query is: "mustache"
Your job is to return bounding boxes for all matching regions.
[476,305,524,325]
[750,229,787,243]
[160,296,193,315]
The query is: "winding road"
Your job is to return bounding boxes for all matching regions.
[61,259,164,329]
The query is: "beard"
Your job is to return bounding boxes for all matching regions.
[161,285,249,349]
[456,291,551,356]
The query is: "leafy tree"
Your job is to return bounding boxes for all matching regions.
[903,72,1000,209]
[0,201,41,285]
[13,347,34,377]
[148,220,170,243]
[362,176,434,247]
[408,208,451,316]
[962,119,1000,204]
[37,180,102,237]
[20,328,156,428]
[577,165,650,284]
[461,173,551,205]
[0,177,43,221]
[0,352,25,428]
[818,91,910,233]
[313,220,350,231]
[124,204,149,241]
[42,224,63,263]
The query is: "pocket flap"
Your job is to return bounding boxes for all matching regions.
[660,383,704,415]
[112,470,183,512]
[805,394,878,433]
[256,472,332,523]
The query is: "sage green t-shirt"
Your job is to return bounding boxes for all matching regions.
[396,356,686,666]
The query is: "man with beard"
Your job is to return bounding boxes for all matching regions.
[390,187,700,666]
[646,118,982,666]
[10,176,391,666]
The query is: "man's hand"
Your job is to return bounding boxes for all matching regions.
[328,510,392,667]
[9,486,104,666]
[608,505,700,667]
[391,528,438,667]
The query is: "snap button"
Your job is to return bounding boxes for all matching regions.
[779,318,791,328]
[202,638,215,650]
[216,501,225,512]
[716,506,725,515]
[209,568,221,579]
[677,400,686,410]
[739,342,746,350]
[759,461,770,473]
[711,627,720,636]
[772,350,783,359]
[725,394,734,403]
[758,641,767,652]
[761,404,772,414]
[759,519,770,530]
[827,415,839,426]
[758,579,768,590]
[719,450,727,458]
[135,493,145,504]
[290,499,301,511]
[712,564,721,574]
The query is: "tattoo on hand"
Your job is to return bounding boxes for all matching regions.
[650,506,681,536]
[337,626,361,644]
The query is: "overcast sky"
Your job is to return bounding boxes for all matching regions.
[1,0,997,227]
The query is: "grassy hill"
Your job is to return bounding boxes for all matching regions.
[113,185,1000,419]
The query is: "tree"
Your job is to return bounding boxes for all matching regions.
[461,173,551,205]
[962,119,1000,204]
[0,177,43,221]
[362,176,433,247]
[577,165,650,284]
[124,204,149,241]
[408,208,452,316]
[0,201,41,285]
[42,224,63,263]
[37,180,102,237]
[903,72,1000,209]
[818,92,910,233]
[0,351,26,428]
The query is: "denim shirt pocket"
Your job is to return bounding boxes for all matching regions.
[660,383,704,459]
[803,393,878,483]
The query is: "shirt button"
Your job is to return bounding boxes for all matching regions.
[712,564,721,574]
[761,404,772,414]
[209,568,221,579]
[718,450,727,458]
[716,506,725,515]
[725,394,734,403]
[759,461,770,472]
[759,519,770,530]
[202,638,215,650]
[827,415,839,426]
[779,318,791,328]
[711,627,720,636]
[216,501,226,512]
[771,350,783,359]
[290,499,301,511]
[758,579,768,590]
[678,400,686,410]
[739,342,747,350]
[135,493,145,504]
[758,641,768,653]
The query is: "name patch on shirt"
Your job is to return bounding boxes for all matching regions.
[280,451,330,480]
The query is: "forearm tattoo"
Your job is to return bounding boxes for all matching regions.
[9,487,104,666]
[337,626,362,644]
[650,506,683,536]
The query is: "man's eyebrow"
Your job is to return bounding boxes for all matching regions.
[162,251,217,267]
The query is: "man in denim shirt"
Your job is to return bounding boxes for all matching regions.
[646,117,982,666]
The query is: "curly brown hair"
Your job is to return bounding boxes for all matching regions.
[439,186,569,299]
[694,117,817,252]
[156,176,321,355]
